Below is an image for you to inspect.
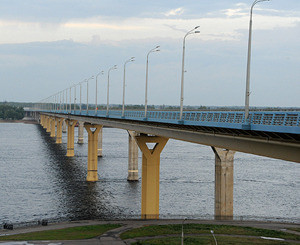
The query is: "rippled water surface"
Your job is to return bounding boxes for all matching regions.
[0,123,299,224]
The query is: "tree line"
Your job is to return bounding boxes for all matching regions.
[0,104,24,120]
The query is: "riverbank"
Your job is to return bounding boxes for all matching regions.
[1,219,299,244]
[0,118,38,124]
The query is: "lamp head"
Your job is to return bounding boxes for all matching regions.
[194,25,200,29]
[195,31,200,34]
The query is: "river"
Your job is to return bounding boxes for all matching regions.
[0,122,299,226]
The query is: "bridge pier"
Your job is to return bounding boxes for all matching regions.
[50,117,56,138]
[40,115,45,128]
[55,118,63,144]
[62,120,67,133]
[134,134,168,219]
[46,116,51,133]
[212,147,235,220]
[127,131,139,181]
[77,121,84,144]
[84,124,103,182]
[66,120,77,157]
[97,127,103,157]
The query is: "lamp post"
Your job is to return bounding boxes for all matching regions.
[65,89,67,112]
[122,57,135,117]
[179,26,200,121]
[181,217,187,245]
[145,46,160,118]
[73,84,77,112]
[245,0,270,122]
[210,230,218,245]
[95,70,104,114]
[86,76,94,114]
[106,65,117,116]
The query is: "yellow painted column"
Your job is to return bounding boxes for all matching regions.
[56,118,63,144]
[46,116,51,133]
[42,115,45,128]
[40,115,44,127]
[212,147,235,220]
[84,124,103,182]
[127,130,139,181]
[50,117,56,137]
[66,120,77,157]
[135,134,168,219]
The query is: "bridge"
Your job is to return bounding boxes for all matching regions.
[26,106,300,220]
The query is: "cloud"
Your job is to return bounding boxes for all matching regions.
[164,7,184,17]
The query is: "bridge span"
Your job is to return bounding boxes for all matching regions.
[26,108,299,220]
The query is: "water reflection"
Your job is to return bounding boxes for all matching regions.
[0,123,299,225]
[36,126,124,221]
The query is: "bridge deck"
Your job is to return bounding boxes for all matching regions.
[42,110,300,135]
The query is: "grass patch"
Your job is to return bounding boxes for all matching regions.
[120,223,300,241]
[132,235,294,245]
[287,228,300,233]
[0,224,121,241]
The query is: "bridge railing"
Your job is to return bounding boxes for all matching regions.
[39,109,300,134]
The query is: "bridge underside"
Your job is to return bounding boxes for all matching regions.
[44,112,300,163]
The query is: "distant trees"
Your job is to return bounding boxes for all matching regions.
[0,104,24,120]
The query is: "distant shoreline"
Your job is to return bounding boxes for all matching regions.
[0,119,38,124]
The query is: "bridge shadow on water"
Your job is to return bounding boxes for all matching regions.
[36,125,130,222]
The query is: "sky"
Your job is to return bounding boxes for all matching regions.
[0,0,299,107]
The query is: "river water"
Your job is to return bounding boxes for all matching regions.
[0,123,299,226]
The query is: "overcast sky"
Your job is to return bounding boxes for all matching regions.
[0,0,299,107]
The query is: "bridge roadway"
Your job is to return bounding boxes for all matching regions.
[42,109,300,162]
[31,109,300,220]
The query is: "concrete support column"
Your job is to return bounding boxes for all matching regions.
[46,116,51,133]
[62,120,67,133]
[77,121,84,144]
[127,130,139,181]
[212,147,235,220]
[134,134,168,220]
[66,120,77,157]
[50,117,56,138]
[84,124,103,182]
[40,115,44,127]
[56,118,63,144]
[97,127,103,157]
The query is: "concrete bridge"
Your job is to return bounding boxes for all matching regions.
[26,107,300,221]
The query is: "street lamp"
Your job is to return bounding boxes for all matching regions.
[181,217,187,245]
[211,230,218,245]
[86,76,94,114]
[78,79,85,114]
[73,84,77,112]
[145,46,160,118]
[106,65,117,116]
[245,0,270,122]
[95,70,104,114]
[122,57,135,117]
[179,26,200,121]
[65,89,68,112]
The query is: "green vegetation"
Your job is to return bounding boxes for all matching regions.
[0,224,121,241]
[120,224,300,241]
[0,104,24,120]
[132,236,293,245]
[287,228,300,232]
